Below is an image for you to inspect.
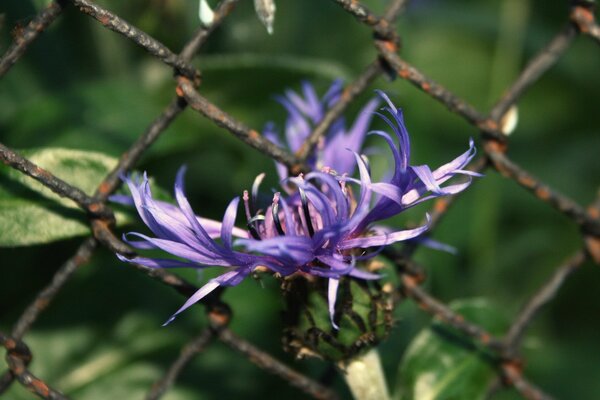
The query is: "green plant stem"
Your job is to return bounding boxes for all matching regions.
[339,349,390,400]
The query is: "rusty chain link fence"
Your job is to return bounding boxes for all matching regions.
[1,0,599,399]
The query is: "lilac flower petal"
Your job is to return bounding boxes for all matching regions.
[348,152,373,224]
[301,81,321,121]
[141,202,205,251]
[318,255,355,275]
[339,215,430,249]
[305,172,349,221]
[109,194,134,206]
[454,170,484,177]
[414,237,458,255]
[221,197,240,250]
[401,179,473,207]
[328,278,340,330]
[199,218,248,239]
[349,268,381,280]
[411,165,445,194]
[239,236,313,265]
[285,89,313,119]
[121,233,156,250]
[276,97,311,151]
[162,280,220,325]
[321,98,380,175]
[163,268,250,325]
[374,90,411,165]
[267,81,378,176]
[116,253,201,269]
[124,175,173,240]
[322,80,344,106]
[123,232,232,266]
[307,267,343,278]
[302,187,335,227]
[347,98,380,147]
[432,138,476,179]
[370,182,404,205]
[278,196,297,236]
[173,167,222,253]
[132,191,246,240]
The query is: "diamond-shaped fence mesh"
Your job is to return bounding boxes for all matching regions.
[1,0,599,399]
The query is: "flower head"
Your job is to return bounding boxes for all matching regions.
[115,90,479,328]
[264,80,380,181]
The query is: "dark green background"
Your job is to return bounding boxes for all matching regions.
[1,0,599,398]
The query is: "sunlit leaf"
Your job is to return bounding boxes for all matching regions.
[395,298,508,400]
[0,147,167,246]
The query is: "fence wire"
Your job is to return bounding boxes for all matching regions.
[1,0,599,399]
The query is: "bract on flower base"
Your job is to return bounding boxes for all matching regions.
[281,258,395,362]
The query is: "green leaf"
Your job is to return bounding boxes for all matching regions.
[0,147,167,247]
[395,298,508,400]
[1,313,187,400]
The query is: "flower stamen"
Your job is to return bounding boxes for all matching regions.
[271,192,286,236]
[298,186,315,237]
[247,214,265,240]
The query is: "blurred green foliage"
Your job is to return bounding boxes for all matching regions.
[1,0,599,399]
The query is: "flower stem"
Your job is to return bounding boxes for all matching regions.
[339,349,390,400]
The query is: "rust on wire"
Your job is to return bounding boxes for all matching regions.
[1,333,68,399]
[176,76,300,169]
[483,143,600,236]
[0,1,65,78]
[489,23,578,121]
[571,4,600,45]
[69,0,200,82]
[96,0,240,201]
[0,143,114,221]
[1,0,599,398]
[219,328,340,400]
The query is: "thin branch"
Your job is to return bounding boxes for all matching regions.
[96,0,240,200]
[219,328,340,400]
[296,0,408,165]
[489,24,577,120]
[11,238,97,339]
[176,77,300,169]
[402,156,489,259]
[0,143,112,220]
[1,333,68,399]
[95,98,186,200]
[330,0,399,41]
[0,238,95,394]
[373,41,505,140]
[179,0,240,61]
[295,60,383,163]
[329,0,381,28]
[146,330,214,400]
[500,361,554,400]
[69,0,198,80]
[400,275,505,351]
[483,141,600,235]
[382,0,410,22]
[571,4,600,46]
[504,250,587,354]
[0,1,65,78]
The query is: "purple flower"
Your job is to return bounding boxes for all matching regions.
[115,90,479,328]
[264,80,380,181]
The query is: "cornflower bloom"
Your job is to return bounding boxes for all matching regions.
[115,90,479,328]
[263,80,380,181]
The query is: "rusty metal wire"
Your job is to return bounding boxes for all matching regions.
[1,0,599,399]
